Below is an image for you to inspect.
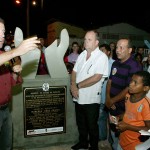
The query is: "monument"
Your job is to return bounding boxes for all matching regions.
[11,28,78,149]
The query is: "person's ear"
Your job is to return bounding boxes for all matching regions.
[96,40,99,46]
[144,86,150,92]
[129,47,132,54]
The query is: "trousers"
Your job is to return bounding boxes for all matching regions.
[0,107,12,150]
[75,102,100,149]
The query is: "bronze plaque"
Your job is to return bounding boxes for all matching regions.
[23,85,67,137]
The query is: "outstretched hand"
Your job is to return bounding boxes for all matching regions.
[14,37,40,56]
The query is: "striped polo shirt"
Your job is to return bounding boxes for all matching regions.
[109,56,142,97]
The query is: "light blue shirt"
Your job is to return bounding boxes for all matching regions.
[101,57,114,104]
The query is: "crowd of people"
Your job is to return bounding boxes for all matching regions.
[0,15,150,150]
[69,33,150,150]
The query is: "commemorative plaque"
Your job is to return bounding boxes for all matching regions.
[23,84,67,137]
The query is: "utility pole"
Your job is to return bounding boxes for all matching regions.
[26,0,30,37]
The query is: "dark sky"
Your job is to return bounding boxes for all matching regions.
[1,0,150,38]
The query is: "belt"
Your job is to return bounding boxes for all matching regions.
[0,103,8,110]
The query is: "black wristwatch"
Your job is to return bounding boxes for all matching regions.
[76,83,79,89]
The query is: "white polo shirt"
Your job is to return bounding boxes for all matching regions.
[73,48,109,104]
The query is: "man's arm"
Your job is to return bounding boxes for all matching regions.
[111,87,129,104]
[106,79,112,108]
[70,70,78,99]
[77,74,102,89]
[0,37,40,66]
[70,71,102,99]
[106,79,129,108]
[117,120,150,132]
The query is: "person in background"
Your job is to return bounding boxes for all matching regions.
[137,47,144,58]
[134,53,143,69]
[67,42,80,65]
[70,30,108,150]
[0,17,40,150]
[116,71,150,150]
[39,38,46,53]
[37,43,48,75]
[109,42,117,60]
[106,38,142,150]
[143,53,150,72]
[98,44,115,146]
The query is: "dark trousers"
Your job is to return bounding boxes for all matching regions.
[75,102,100,149]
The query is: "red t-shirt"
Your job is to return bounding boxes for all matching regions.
[0,51,22,105]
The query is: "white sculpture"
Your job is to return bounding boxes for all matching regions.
[45,29,69,78]
[14,27,69,79]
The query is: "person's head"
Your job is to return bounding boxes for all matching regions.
[116,38,132,62]
[129,71,150,95]
[109,42,116,51]
[84,30,99,52]
[134,53,143,64]
[39,38,45,47]
[71,42,79,54]
[137,47,144,55]
[99,44,111,57]
[109,41,117,60]
[0,18,5,48]
[37,43,42,51]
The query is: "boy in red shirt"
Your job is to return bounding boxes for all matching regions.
[117,71,150,150]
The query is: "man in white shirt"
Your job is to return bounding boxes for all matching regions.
[70,30,108,150]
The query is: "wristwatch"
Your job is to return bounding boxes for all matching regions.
[76,83,79,89]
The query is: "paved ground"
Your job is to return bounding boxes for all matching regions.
[13,140,112,150]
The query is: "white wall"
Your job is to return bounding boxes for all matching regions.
[97,23,150,47]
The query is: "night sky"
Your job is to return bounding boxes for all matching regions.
[0,0,150,38]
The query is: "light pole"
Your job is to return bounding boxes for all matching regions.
[26,0,44,37]
[15,0,44,37]
[41,0,43,10]
[27,0,30,37]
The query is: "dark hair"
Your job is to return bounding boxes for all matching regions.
[99,44,111,52]
[134,53,143,62]
[0,17,5,24]
[72,41,79,47]
[134,71,150,86]
[119,38,133,48]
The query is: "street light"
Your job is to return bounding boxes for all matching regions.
[15,0,21,4]
[26,0,44,37]
[32,0,37,6]
[27,0,30,36]
[15,0,44,37]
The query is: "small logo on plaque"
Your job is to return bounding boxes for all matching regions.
[42,83,49,91]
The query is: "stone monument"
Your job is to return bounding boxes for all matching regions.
[11,28,78,149]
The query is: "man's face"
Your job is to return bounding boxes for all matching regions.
[0,22,5,48]
[84,31,99,52]
[116,39,132,62]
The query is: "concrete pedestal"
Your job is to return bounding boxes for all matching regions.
[11,75,78,149]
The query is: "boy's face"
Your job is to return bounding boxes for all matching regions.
[129,75,145,94]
